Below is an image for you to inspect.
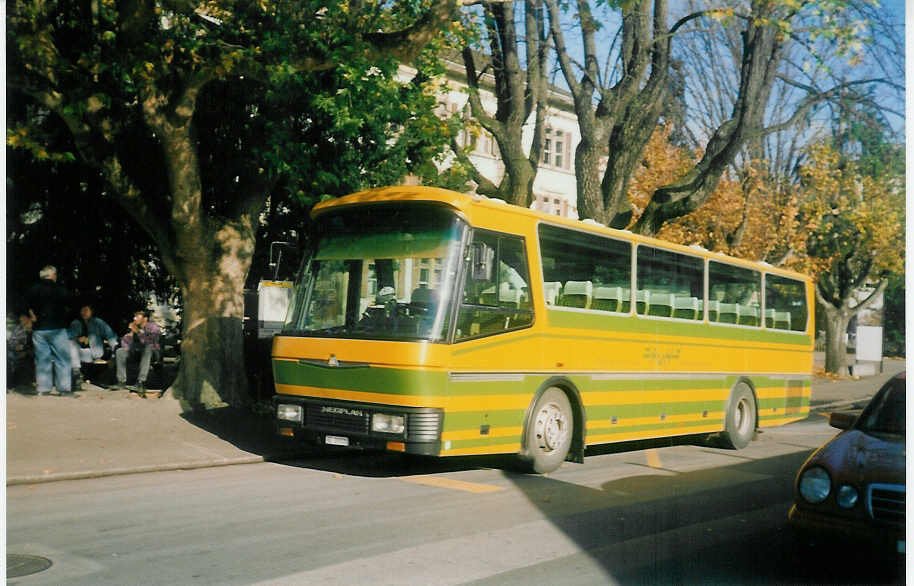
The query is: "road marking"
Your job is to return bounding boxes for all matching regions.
[401,475,504,494]
[646,449,662,469]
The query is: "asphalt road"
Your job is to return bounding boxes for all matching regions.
[7,414,904,585]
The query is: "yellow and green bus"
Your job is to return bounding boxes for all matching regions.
[273,186,813,472]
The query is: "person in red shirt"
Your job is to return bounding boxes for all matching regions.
[114,310,161,396]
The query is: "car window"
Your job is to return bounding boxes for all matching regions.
[858,378,905,435]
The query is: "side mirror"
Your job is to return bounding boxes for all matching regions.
[829,411,857,430]
[469,242,495,282]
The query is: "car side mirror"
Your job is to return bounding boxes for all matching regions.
[829,411,857,430]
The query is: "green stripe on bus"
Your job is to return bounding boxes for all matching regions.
[273,361,449,396]
[546,309,812,345]
[443,411,526,431]
[275,361,809,403]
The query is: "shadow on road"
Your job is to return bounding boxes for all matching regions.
[179,406,525,477]
[497,448,904,585]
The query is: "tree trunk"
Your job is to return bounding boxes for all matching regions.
[822,303,851,376]
[146,99,262,410]
[498,145,537,207]
[575,138,607,223]
[172,221,256,409]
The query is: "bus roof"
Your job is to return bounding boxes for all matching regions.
[311,186,812,282]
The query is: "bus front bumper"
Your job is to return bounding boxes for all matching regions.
[273,395,443,456]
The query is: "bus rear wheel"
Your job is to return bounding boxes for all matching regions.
[721,382,757,449]
[524,388,573,474]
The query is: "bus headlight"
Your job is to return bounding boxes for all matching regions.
[372,413,405,434]
[798,467,831,504]
[277,404,303,423]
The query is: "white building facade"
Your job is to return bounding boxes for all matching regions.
[400,57,581,219]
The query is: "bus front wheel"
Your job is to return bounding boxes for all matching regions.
[524,388,573,474]
[721,382,757,449]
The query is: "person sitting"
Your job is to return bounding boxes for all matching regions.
[7,312,34,390]
[68,303,119,389]
[114,310,162,397]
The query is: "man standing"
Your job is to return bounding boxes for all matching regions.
[115,310,161,396]
[26,265,74,396]
[68,303,119,389]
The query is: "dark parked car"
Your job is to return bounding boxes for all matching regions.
[789,372,905,553]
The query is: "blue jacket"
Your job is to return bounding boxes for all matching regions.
[69,316,118,356]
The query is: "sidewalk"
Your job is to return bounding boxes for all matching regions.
[5,385,310,486]
[4,358,906,485]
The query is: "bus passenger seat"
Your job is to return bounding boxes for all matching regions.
[561,281,592,309]
[636,290,649,314]
[719,302,739,324]
[673,296,699,320]
[498,282,522,309]
[775,311,791,330]
[707,300,720,322]
[543,281,563,305]
[739,305,760,327]
[648,292,674,317]
[479,286,497,306]
[593,286,623,312]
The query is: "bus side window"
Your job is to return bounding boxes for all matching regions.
[765,274,808,332]
[708,261,762,327]
[455,232,533,341]
[637,246,703,320]
[538,224,631,313]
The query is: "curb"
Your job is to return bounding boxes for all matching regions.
[809,396,875,412]
[6,452,309,486]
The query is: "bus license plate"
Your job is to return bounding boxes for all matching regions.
[325,435,350,447]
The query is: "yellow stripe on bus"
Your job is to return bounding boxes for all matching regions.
[440,443,522,456]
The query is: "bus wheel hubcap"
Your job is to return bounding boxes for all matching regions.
[536,404,568,452]
[736,398,750,434]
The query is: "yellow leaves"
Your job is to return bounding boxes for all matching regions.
[7,125,75,162]
[708,7,735,22]
[796,142,904,278]
[86,94,105,113]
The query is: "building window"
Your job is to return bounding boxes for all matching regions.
[543,128,572,170]
[554,130,564,168]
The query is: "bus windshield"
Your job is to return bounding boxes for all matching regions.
[282,204,466,342]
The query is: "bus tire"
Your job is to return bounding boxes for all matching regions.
[721,382,757,450]
[524,388,573,474]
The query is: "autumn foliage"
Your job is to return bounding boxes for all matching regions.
[628,127,902,285]
[627,126,782,261]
